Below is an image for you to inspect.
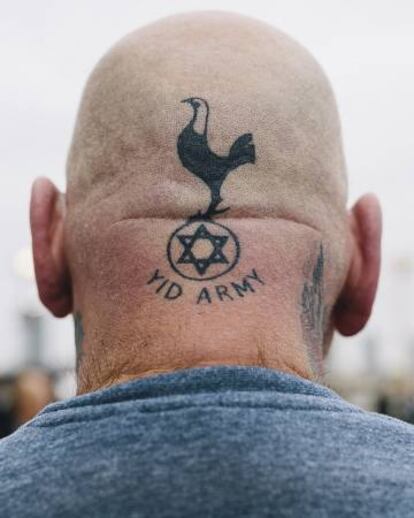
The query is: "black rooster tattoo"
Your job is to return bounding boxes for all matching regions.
[177,97,255,219]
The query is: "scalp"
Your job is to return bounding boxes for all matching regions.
[67,12,347,226]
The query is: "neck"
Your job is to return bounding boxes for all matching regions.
[72,218,329,394]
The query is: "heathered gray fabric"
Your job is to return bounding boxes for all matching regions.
[0,365,413,517]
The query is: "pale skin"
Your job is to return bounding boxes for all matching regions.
[29,13,382,394]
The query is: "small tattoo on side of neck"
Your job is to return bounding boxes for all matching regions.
[74,312,85,371]
[300,244,325,373]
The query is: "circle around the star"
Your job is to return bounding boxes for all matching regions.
[167,219,240,281]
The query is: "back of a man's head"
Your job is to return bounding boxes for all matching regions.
[30,12,381,393]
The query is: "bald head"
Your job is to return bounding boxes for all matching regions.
[68,12,346,230]
[30,12,381,392]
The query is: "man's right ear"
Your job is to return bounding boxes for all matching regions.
[333,193,382,336]
[30,177,72,317]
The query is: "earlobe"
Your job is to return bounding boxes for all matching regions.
[30,177,72,317]
[334,193,382,336]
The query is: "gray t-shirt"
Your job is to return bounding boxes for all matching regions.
[0,365,413,517]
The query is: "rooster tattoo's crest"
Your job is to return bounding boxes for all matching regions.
[177,97,255,219]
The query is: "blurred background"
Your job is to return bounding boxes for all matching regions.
[1,0,414,436]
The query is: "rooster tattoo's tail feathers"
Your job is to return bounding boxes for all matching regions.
[228,133,255,170]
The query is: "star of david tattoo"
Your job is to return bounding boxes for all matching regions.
[176,224,229,276]
[167,220,240,281]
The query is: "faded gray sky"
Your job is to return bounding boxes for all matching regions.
[1,0,413,374]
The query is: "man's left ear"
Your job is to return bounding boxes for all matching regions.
[333,193,382,336]
[30,177,72,317]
